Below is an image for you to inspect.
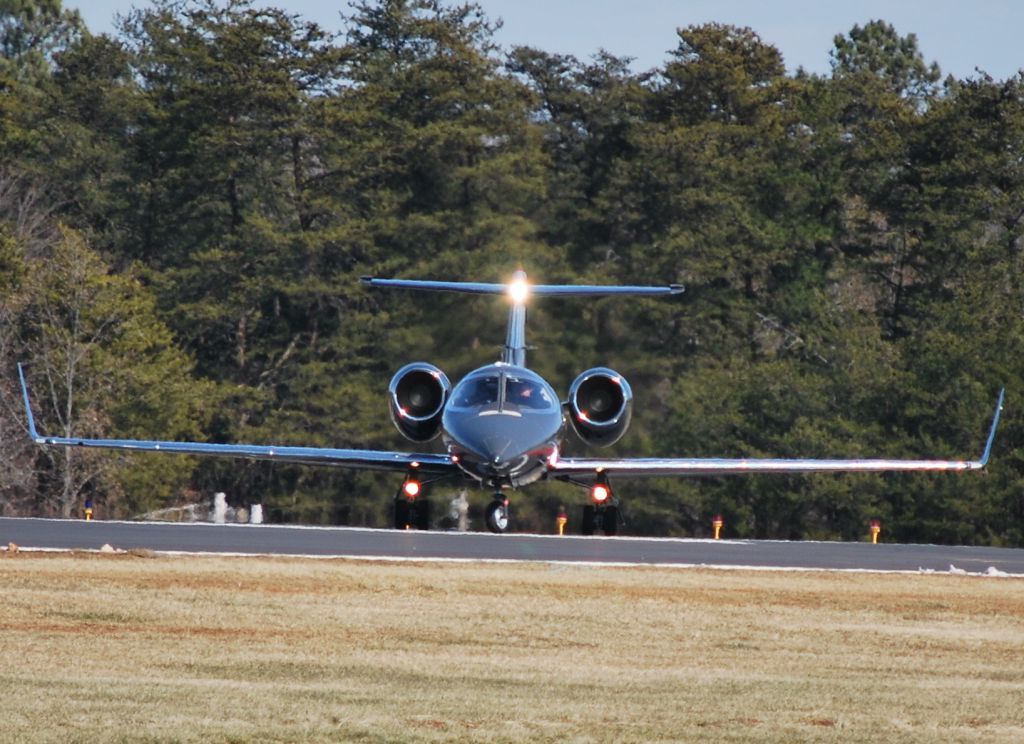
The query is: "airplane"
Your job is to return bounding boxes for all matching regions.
[18,270,1005,535]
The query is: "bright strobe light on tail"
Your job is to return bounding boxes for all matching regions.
[508,274,530,304]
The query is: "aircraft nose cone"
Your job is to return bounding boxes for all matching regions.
[444,404,562,472]
[480,434,516,467]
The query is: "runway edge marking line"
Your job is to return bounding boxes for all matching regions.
[4,545,1023,578]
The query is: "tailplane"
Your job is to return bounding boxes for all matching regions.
[362,270,684,367]
[360,272,683,298]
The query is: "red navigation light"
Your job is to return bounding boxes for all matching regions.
[403,480,421,498]
[591,483,610,503]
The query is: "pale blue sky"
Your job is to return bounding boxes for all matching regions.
[72,0,1023,81]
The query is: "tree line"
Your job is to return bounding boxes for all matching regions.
[1,0,1022,543]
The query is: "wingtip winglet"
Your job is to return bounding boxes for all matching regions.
[978,387,1005,467]
[17,363,41,441]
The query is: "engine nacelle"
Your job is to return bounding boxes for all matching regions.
[388,362,451,442]
[567,367,633,447]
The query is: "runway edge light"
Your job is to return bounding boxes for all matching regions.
[712,514,723,540]
[871,519,881,545]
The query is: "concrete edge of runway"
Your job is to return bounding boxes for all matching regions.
[0,515,1007,550]
[6,543,1024,578]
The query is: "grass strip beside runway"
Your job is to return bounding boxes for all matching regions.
[1,552,1023,742]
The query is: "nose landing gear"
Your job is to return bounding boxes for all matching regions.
[485,496,509,533]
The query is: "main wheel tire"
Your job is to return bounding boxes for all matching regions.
[414,499,431,531]
[485,499,509,533]
[601,505,619,536]
[581,504,596,536]
[393,499,410,530]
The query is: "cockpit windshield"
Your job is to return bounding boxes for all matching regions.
[505,376,555,410]
[454,376,499,407]
[451,372,557,411]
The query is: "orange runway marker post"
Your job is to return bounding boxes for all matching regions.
[712,514,723,540]
[870,519,881,544]
[556,508,568,536]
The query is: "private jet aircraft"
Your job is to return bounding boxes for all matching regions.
[18,270,1004,535]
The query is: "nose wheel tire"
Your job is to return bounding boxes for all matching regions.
[485,499,509,533]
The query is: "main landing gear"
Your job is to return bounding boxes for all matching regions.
[485,496,509,534]
[393,469,509,533]
[581,478,619,536]
[394,474,431,530]
[391,473,620,536]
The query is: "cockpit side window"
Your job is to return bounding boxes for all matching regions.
[454,376,499,407]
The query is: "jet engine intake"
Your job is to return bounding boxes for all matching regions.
[388,362,451,442]
[567,367,633,447]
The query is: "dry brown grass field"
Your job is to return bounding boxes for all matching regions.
[1,551,1022,743]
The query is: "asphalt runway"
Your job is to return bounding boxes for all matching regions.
[3,517,1024,574]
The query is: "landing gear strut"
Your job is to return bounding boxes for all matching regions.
[485,497,509,534]
[581,478,619,536]
[394,472,431,530]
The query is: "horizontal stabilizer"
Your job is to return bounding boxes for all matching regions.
[361,277,683,297]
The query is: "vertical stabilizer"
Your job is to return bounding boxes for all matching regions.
[503,270,529,367]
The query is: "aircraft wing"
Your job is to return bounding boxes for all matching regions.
[550,389,1005,479]
[17,365,456,474]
